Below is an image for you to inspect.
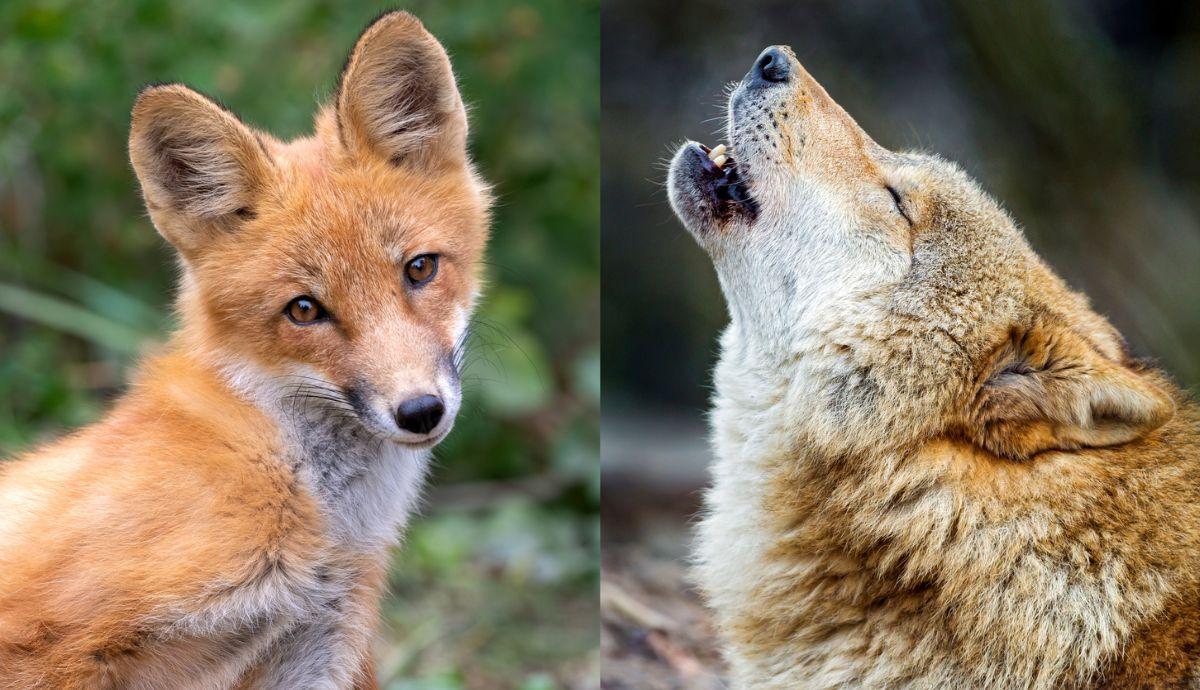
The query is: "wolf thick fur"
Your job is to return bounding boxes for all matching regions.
[669,46,1200,688]
[0,12,490,689]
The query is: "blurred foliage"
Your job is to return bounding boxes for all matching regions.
[0,1,598,687]
[602,0,1200,414]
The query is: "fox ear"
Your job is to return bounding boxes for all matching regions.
[335,11,467,171]
[967,319,1174,460]
[129,84,272,254]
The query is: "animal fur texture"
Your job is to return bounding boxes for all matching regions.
[0,12,491,689]
[668,45,1200,689]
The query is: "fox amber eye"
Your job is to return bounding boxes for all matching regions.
[285,296,327,325]
[405,254,439,286]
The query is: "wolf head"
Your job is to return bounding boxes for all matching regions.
[669,46,1173,460]
[128,12,491,448]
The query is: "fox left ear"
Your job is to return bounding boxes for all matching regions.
[129,84,273,255]
[335,11,468,171]
[966,318,1175,460]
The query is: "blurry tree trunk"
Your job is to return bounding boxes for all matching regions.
[946,0,1200,383]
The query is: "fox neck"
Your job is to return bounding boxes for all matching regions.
[169,318,431,550]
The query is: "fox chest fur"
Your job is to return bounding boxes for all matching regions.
[0,360,432,690]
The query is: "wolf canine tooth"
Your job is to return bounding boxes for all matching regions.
[707,144,727,161]
[712,154,728,168]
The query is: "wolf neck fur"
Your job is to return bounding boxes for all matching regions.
[700,320,1174,688]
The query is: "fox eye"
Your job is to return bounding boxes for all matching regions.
[285,296,328,325]
[405,254,439,287]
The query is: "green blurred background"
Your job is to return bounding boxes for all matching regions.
[0,2,598,688]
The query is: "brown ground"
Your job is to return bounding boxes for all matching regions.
[600,474,726,690]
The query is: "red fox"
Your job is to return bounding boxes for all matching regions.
[669,46,1200,688]
[0,12,490,688]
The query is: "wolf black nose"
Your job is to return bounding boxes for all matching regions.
[753,46,790,84]
[395,395,444,435]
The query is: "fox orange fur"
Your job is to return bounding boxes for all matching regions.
[0,12,490,688]
[669,46,1200,688]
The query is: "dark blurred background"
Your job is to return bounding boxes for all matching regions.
[0,2,597,688]
[601,1,1200,686]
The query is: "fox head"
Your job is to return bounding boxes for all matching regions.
[129,12,490,448]
[669,46,1174,460]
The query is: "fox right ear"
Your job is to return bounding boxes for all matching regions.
[129,84,272,254]
[335,11,468,171]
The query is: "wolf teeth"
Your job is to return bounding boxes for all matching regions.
[707,144,729,169]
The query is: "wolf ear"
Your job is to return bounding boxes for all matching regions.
[967,319,1174,460]
[129,84,272,254]
[335,11,467,171]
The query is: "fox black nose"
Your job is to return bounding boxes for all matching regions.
[395,395,444,435]
[752,46,790,84]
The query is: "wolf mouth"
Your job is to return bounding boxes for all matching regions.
[702,143,756,207]
[684,141,759,223]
